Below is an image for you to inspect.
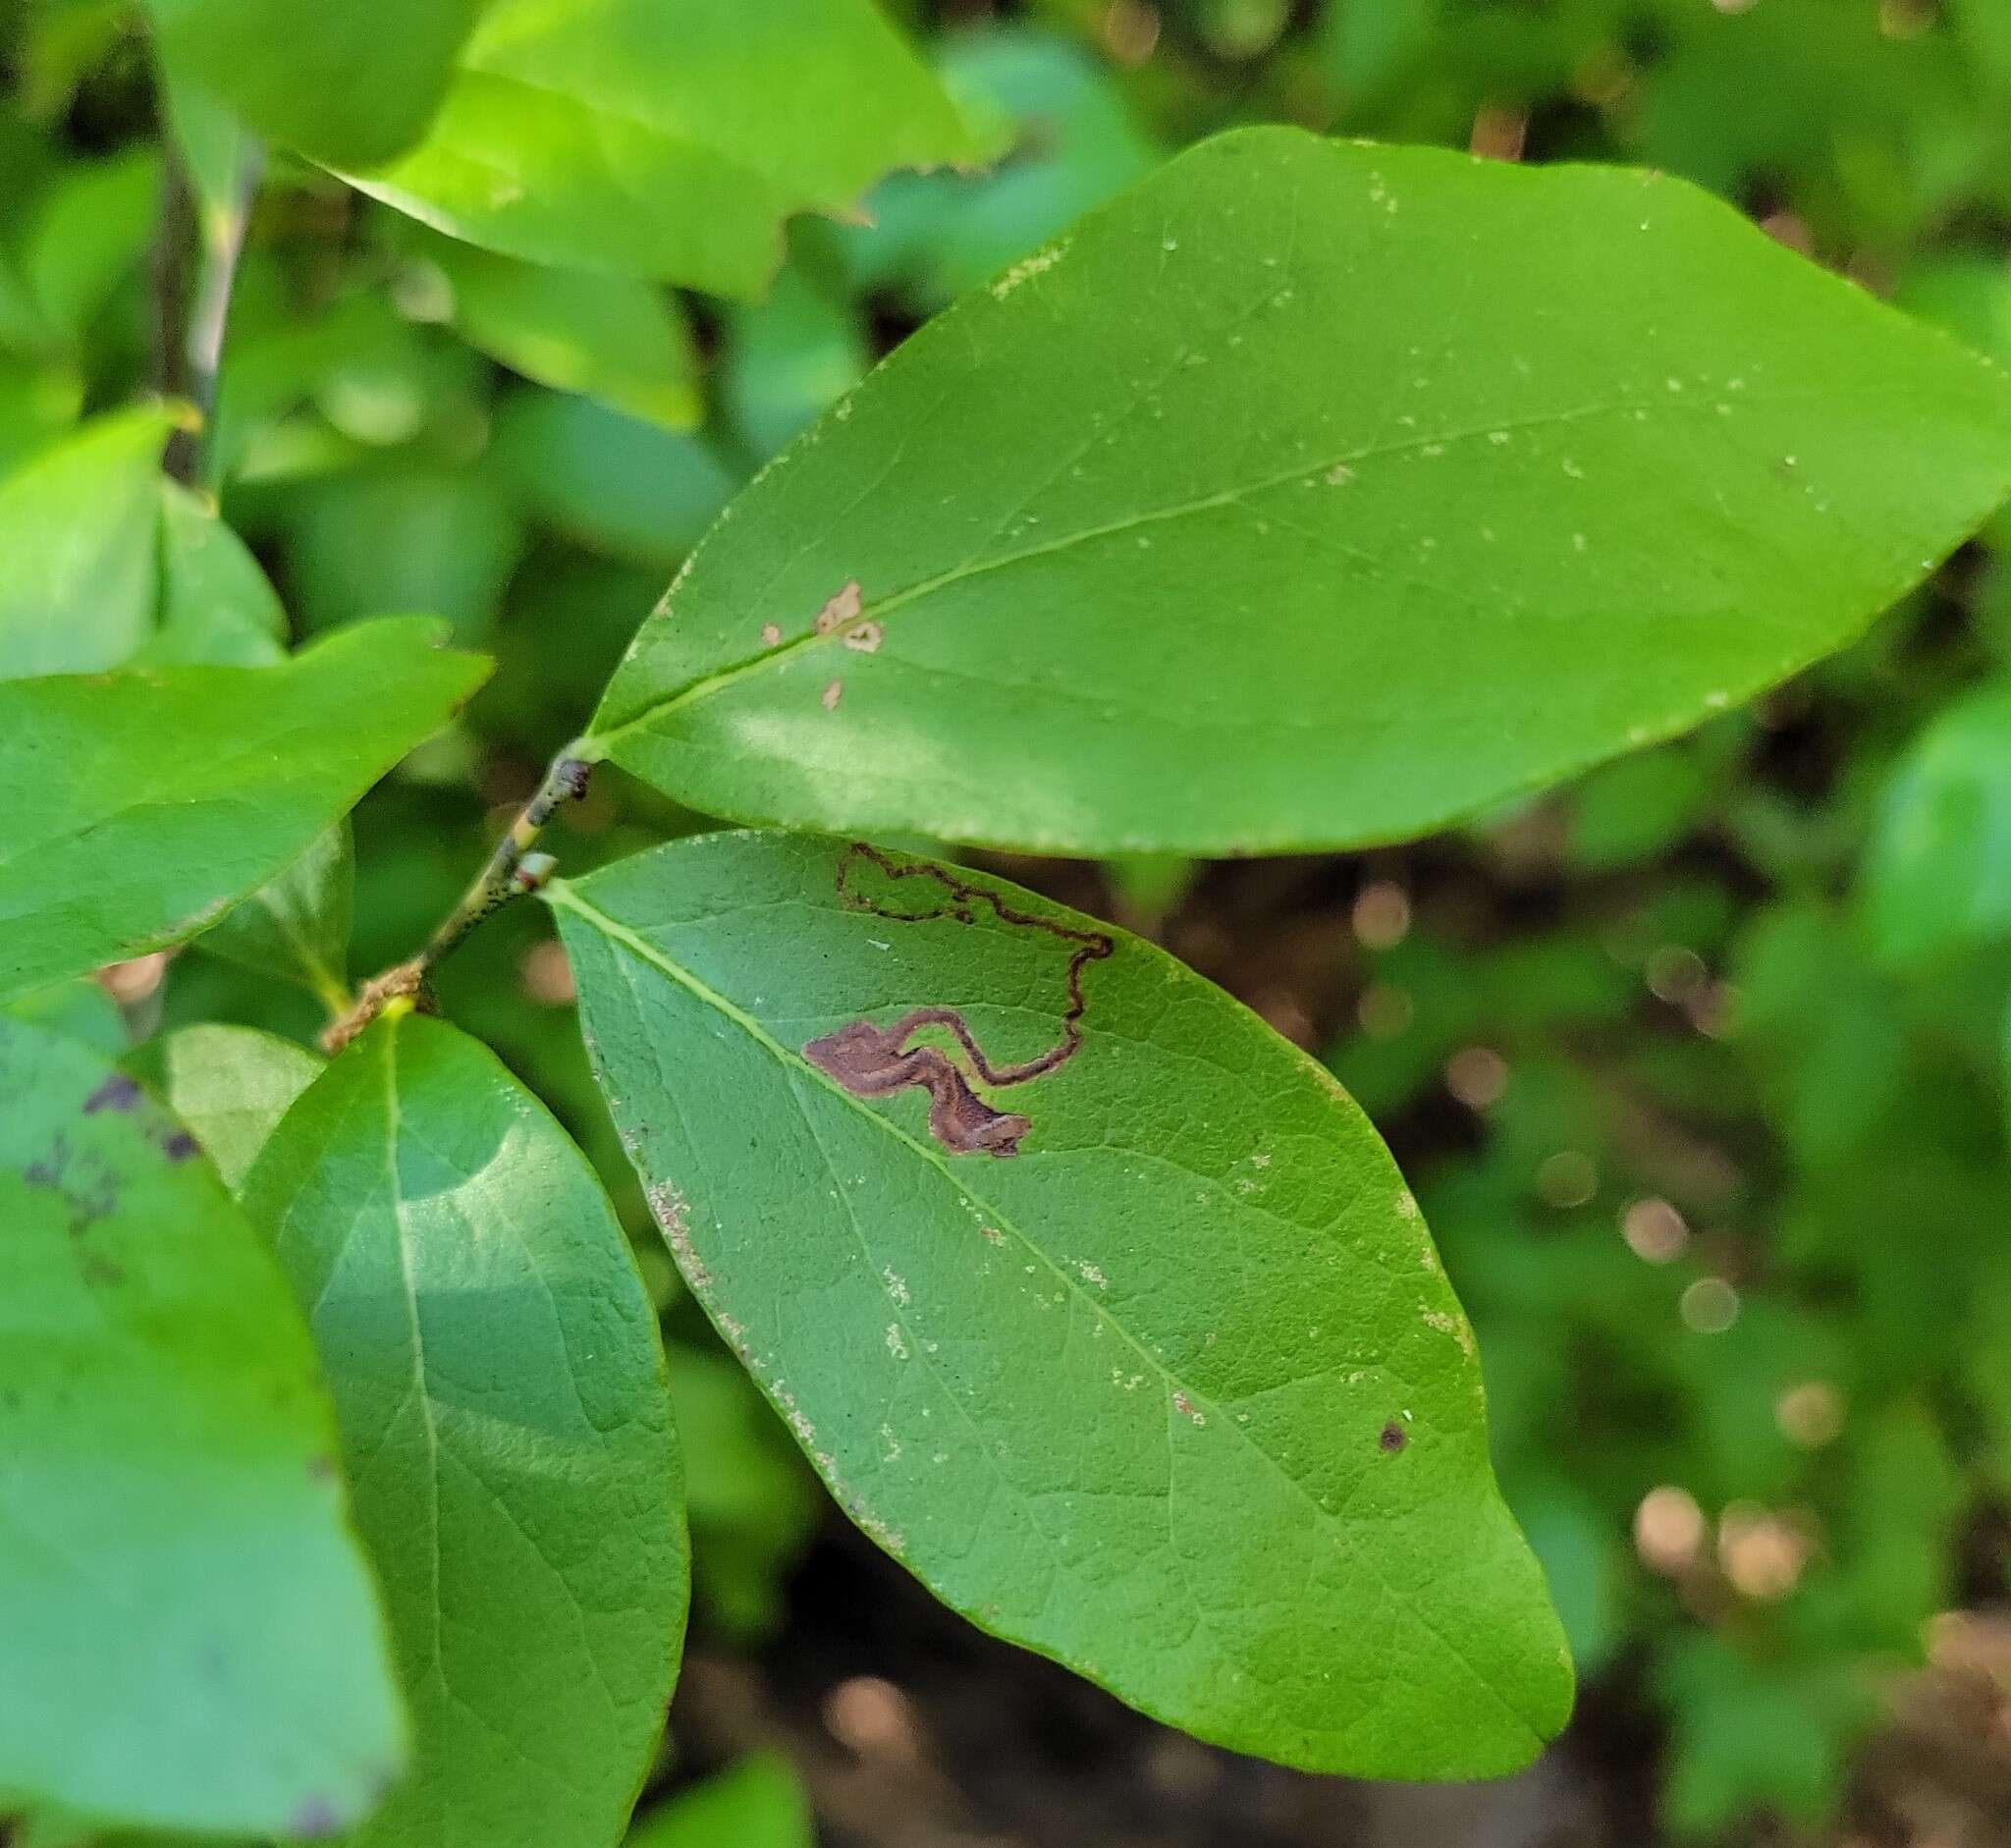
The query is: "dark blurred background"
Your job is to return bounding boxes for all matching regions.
[8,0,2011,1841]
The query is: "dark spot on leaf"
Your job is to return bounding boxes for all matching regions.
[1379,1421,1408,1453]
[160,1130,200,1164]
[82,1073,141,1114]
[24,1134,119,1231]
[290,1796,341,1838]
[803,844,1114,1159]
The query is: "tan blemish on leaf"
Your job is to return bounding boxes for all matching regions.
[760,622,782,646]
[773,1382,824,1461]
[991,240,1068,299]
[814,579,863,634]
[1172,1390,1206,1427]
[844,1497,906,1555]
[1426,1309,1475,1356]
[822,679,843,711]
[646,1182,709,1289]
[842,621,883,653]
[886,1323,909,1361]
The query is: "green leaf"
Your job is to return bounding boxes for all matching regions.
[339,0,998,297]
[552,831,1571,1779]
[489,391,737,568]
[1658,1635,1871,1836]
[20,148,162,344]
[625,1754,811,1848]
[0,434,287,679]
[195,822,353,1011]
[584,129,2011,855]
[1,979,126,1060]
[130,1024,322,1192]
[0,408,177,680]
[0,1015,404,1835]
[422,234,701,429]
[720,255,867,461]
[0,355,82,476]
[842,25,1165,313]
[1859,680,2011,967]
[282,468,521,645]
[241,1014,688,1848]
[142,482,289,668]
[142,0,487,169]
[0,617,486,1002]
[1564,738,1722,871]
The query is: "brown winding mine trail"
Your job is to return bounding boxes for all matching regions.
[802,843,1113,1158]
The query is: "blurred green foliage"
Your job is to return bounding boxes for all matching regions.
[4,0,2010,1836]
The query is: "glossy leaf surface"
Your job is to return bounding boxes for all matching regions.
[143,0,486,168]
[144,483,289,668]
[554,831,1570,1778]
[341,0,995,296]
[132,1024,322,1192]
[242,1014,687,1848]
[196,822,353,1011]
[588,129,2011,853]
[0,408,173,679]
[426,236,701,429]
[0,618,485,1001]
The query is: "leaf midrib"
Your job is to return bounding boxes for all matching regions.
[585,380,1873,756]
[374,1019,448,1705]
[550,880,1548,1746]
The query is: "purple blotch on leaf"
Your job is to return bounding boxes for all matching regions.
[82,1073,141,1114]
[289,1797,342,1839]
[803,843,1114,1159]
[806,1017,1034,1157]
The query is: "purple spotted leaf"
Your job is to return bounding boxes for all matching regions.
[0,1014,405,1836]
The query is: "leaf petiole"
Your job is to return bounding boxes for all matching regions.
[322,747,587,1052]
